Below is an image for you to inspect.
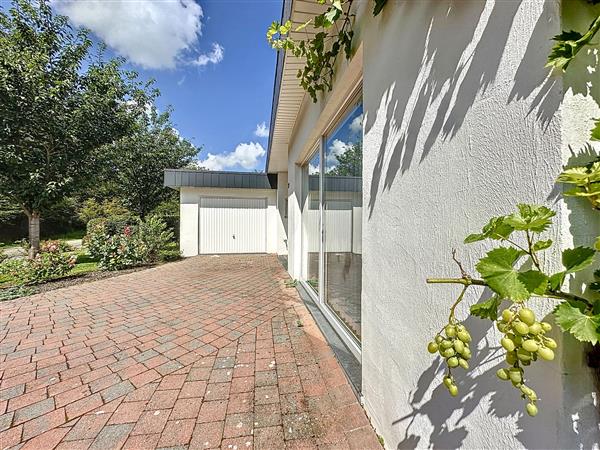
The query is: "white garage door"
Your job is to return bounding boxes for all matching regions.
[199,197,267,254]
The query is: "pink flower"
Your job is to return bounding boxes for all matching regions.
[123,226,132,237]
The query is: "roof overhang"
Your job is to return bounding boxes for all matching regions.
[265,0,329,174]
[164,169,277,190]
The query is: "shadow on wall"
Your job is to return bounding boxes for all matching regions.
[366,0,562,219]
[392,291,569,450]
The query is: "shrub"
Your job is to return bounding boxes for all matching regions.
[78,198,132,224]
[85,216,174,271]
[0,244,76,285]
[158,242,182,262]
[137,216,174,262]
[150,198,179,239]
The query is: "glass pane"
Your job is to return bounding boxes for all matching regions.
[324,103,362,340]
[304,150,320,293]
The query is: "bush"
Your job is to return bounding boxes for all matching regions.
[85,216,173,270]
[78,198,132,224]
[0,244,76,285]
[158,242,182,262]
[150,198,179,239]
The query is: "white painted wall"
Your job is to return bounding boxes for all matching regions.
[179,187,280,255]
[282,0,599,448]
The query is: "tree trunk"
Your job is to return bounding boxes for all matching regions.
[27,211,41,259]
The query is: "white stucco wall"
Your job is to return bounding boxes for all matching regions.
[360,0,600,448]
[282,0,599,448]
[179,187,281,256]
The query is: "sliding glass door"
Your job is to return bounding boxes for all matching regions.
[301,95,363,348]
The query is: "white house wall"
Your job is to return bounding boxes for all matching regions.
[283,0,599,448]
[179,187,281,255]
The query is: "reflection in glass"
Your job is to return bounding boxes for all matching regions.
[304,151,320,293]
[324,103,362,340]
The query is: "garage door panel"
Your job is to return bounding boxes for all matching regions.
[199,197,266,254]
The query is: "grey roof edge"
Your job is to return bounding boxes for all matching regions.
[265,0,293,174]
[164,169,277,190]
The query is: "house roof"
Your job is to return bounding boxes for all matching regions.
[266,0,329,174]
[164,169,277,190]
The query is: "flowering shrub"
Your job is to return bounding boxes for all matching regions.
[0,242,76,285]
[85,216,173,271]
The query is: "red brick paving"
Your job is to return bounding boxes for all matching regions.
[0,255,381,449]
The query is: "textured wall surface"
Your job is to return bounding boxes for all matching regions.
[360,0,599,448]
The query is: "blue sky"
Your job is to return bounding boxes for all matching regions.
[51,0,283,172]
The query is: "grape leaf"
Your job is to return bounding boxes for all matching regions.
[464,216,514,244]
[592,119,600,141]
[595,236,600,251]
[554,302,600,345]
[532,239,552,252]
[476,247,529,301]
[504,204,556,233]
[470,296,502,321]
[562,247,596,273]
[518,270,549,295]
[549,271,566,291]
[373,0,388,16]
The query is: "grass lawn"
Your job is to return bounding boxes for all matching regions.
[1,229,86,248]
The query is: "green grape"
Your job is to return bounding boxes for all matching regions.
[541,322,552,332]
[513,321,529,335]
[501,337,515,352]
[461,347,471,360]
[497,322,508,333]
[506,352,518,365]
[508,368,522,384]
[501,309,513,322]
[442,348,456,358]
[445,325,457,338]
[512,335,523,346]
[427,342,439,353]
[544,337,557,349]
[526,402,538,417]
[441,339,454,349]
[453,340,465,354]
[447,356,459,368]
[528,322,542,335]
[435,335,444,344]
[518,308,536,326]
[517,348,532,362]
[538,347,555,361]
[522,340,539,353]
[458,358,469,369]
[457,329,471,343]
[519,385,533,397]
[443,376,453,388]
[527,390,538,401]
[448,384,459,397]
[496,368,509,380]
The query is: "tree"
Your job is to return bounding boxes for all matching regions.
[103,106,198,218]
[328,142,362,177]
[0,0,151,257]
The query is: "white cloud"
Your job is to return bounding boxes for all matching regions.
[308,163,320,175]
[326,139,352,166]
[349,113,363,134]
[199,142,265,171]
[194,43,224,67]
[254,122,269,138]
[53,0,203,69]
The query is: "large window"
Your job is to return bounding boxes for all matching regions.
[301,96,363,344]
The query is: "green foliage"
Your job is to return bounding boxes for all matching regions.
[78,198,132,224]
[546,15,600,71]
[267,0,355,102]
[0,285,35,301]
[328,142,362,177]
[554,302,600,345]
[158,242,182,262]
[0,243,75,285]
[85,216,173,270]
[0,0,153,252]
[101,106,197,217]
[470,296,502,320]
[476,247,530,301]
[562,246,596,273]
[557,158,600,210]
[592,119,600,141]
[373,0,388,16]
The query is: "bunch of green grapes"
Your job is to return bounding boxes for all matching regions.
[495,307,557,417]
[427,323,472,396]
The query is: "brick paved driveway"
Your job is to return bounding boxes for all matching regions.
[0,255,380,450]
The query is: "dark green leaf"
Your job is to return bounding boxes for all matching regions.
[518,270,549,295]
[562,247,596,273]
[373,0,388,16]
[532,239,552,252]
[470,296,502,321]
[549,271,566,291]
[592,119,600,141]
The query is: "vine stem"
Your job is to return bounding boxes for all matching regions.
[426,277,594,309]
